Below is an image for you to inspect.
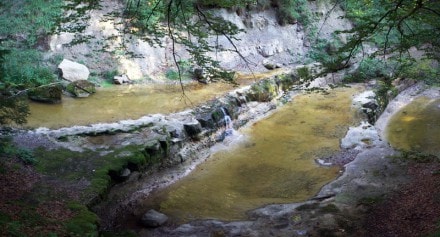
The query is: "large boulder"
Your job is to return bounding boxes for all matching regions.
[28,84,62,103]
[58,59,90,82]
[66,80,96,97]
[140,209,168,228]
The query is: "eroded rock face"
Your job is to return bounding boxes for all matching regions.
[58,59,90,82]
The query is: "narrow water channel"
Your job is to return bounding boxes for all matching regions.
[138,86,361,223]
[386,97,440,155]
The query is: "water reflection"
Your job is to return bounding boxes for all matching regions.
[140,86,361,223]
[25,69,285,129]
[386,97,440,155]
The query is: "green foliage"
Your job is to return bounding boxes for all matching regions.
[307,37,348,72]
[15,148,37,165]
[2,49,56,86]
[165,69,180,80]
[103,69,119,81]
[0,92,29,125]
[344,58,388,83]
[65,202,99,237]
[0,0,64,48]
[297,66,311,81]
[333,0,440,83]
[0,137,37,165]
[121,0,255,81]
[247,78,279,101]
[396,58,440,85]
[273,0,312,26]
[165,60,193,80]
[374,77,396,112]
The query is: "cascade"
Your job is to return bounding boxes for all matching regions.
[221,107,234,136]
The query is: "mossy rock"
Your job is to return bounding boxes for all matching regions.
[247,79,279,102]
[28,84,62,103]
[275,73,299,91]
[66,80,96,97]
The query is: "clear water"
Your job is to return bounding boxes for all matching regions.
[386,97,440,156]
[140,86,361,223]
[24,70,285,129]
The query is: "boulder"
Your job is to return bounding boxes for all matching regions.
[58,59,90,82]
[28,84,63,103]
[140,209,168,228]
[193,68,211,84]
[113,74,131,84]
[66,80,96,98]
[362,101,379,124]
[262,59,282,70]
[196,113,215,129]
[183,121,203,139]
[119,168,131,180]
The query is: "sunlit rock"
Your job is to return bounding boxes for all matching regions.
[58,59,90,82]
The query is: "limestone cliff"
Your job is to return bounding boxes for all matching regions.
[48,0,351,81]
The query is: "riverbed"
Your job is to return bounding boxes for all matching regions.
[135,86,362,223]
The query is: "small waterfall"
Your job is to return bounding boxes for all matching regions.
[221,107,234,136]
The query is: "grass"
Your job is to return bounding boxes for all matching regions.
[65,202,99,237]
[34,144,149,202]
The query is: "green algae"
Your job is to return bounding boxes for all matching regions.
[34,145,147,202]
[142,86,362,222]
[386,97,440,156]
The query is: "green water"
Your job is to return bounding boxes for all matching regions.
[386,97,440,156]
[25,70,285,129]
[141,86,361,222]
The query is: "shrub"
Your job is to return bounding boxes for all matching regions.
[273,0,312,26]
[2,49,56,86]
[344,58,388,83]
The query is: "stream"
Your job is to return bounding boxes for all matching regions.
[130,86,362,224]
[24,70,285,129]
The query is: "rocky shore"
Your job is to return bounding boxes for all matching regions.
[135,83,439,236]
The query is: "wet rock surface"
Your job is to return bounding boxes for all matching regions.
[137,83,440,237]
[140,209,168,228]
[9,68,439,236]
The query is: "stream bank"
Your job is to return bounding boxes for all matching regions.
[4,67,439,236]
[135,83,439,237]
